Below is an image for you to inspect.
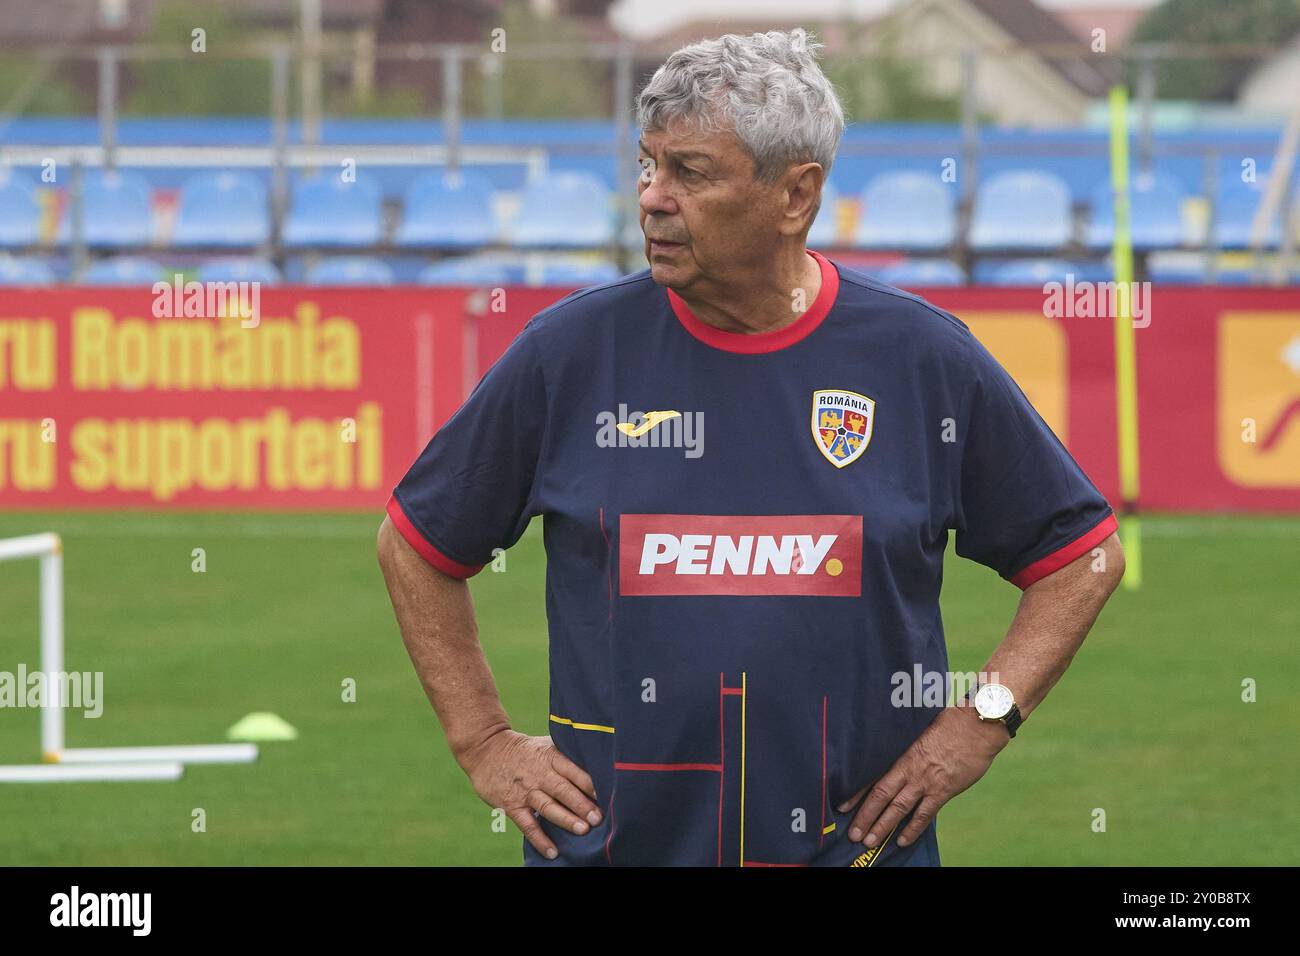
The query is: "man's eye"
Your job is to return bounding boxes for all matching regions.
[680,167,702,180]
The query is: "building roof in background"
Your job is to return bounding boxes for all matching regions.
[0,0,153,44]
[1054,5,1146,51]
[230,0,388,27]
[965,0,1121,95]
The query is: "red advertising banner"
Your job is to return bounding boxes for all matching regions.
[0,289,468,509]
[1,284,1297,511]
[922,287,1300,512]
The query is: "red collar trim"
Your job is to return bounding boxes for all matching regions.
[665,249,840,354]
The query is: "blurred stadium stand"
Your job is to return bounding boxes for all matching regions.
[970,170,1075,252]
[282,173,385,248]
[856,171,958,251]
[0,255,56,286]
[307,256,396,285]
[172,172,272,249]
[0,169,44,248]
[54,168,155,248]
[80,255,164,285]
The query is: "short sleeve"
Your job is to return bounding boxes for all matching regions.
[386,320,547,579]
[953,334,1116,589]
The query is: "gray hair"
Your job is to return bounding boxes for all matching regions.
[635,29,845,185]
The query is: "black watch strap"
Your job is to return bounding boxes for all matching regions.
[1004,704,1023,738]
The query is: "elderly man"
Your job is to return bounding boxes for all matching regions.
[378,30,1124,867]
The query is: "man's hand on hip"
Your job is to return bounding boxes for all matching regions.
[837,705,1009,850]
[460,730,602,861]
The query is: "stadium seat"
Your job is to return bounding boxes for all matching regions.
[807,184,839,248]
[172,171,271,248]
[282,173,384,248]
[56,168,155,248]
[200,256,281,284]
[0,169,43,248]
[0,255,56,285]
[1147,252,1287,285]
[974,258,1110,286]
[1213,175,1286,249]
[510,172,614,248]
[1086,172,1187,251]
[307,256,395,285]
[80,256,164,285]
[855,172,957,250]
[621,214,646,251]
[969,170,1073,251]
[418,255,525,285]
[533,258,620,286]
[873,258,965,288]
[395,170,498,248]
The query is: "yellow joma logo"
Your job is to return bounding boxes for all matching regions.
[615,410,681,437]
[850,846,882,867]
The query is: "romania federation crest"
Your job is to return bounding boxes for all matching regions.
[812,389,875,468]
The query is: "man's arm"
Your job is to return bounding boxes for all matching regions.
[377,516,602,859]
[839,530,1126,848]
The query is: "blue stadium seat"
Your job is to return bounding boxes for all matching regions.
[81,256,163,285]
[282,174,384,248]
[621,215,645,251]
[1086,172,1187,251]
[418,255,525,285]
[1213,174,1285,249]
[855,172,957,250]
[534,258,620,286]
[172,171,270,248]
[0,169,43,248]
[970,170,1073,251]
[974,258,1110,286]
[57,168,154,248]
[0,255,56,285]
[873,258,965,288]
[396,170,498,248]
[307,257,394,285]
[200,256,281,284]
[510,172,614,248]
[807,184,839,248]
[1147,253,1290,285]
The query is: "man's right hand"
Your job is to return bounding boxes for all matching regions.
[460,729,602,861]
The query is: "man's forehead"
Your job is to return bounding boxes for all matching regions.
[639,123,743,162]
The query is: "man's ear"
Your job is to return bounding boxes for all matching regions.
[782,162,826,237]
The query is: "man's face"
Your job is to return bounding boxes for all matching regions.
[637,118,790,290]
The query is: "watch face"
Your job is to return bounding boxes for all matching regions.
[974,683,1014,720]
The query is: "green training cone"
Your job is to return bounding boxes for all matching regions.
[226,712,298,742]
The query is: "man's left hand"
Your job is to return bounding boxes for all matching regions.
[836,705,1010,849]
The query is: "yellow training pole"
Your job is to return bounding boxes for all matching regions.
[1109,85,1142,590]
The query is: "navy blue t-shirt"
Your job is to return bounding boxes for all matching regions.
[388,250,1116,867]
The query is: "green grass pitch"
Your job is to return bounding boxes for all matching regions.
[0,511,1296,865]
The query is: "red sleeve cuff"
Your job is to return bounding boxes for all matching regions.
[1009,512,1119,589]
[385,494,484,580]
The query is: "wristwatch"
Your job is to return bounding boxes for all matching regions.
[968,682,1023,739]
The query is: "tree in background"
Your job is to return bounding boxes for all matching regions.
[1129,0,1300,100]
[0,53,89,116]
[465,0,608,119]
[124,0,273,115]
[824,18,963,123]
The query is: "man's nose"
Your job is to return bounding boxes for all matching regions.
[638,170,676,217]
